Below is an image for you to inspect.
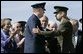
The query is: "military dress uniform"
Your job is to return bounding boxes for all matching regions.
[40,6,74,53]
[54,6,74,53]
[24,2,46,53]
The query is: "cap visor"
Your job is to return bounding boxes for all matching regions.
[44,9,46,11]
[54,12,57,14]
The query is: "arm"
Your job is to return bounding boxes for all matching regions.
[32,27,54,37]
[28,18,39,37]
[1,31,11,48]
[34,21,70,37]
[1,29,18,48]
[17,38,25,47]
[39,31,54,37]
[54,21,71,36]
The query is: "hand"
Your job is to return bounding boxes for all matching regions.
[51,28,56,31]
[18,31,23,36]
[47,27,56,31]
[32,26,41,34]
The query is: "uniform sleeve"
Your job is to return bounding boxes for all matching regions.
[36,21,70,37]
[28,19,38,37]
[40,31,54,37]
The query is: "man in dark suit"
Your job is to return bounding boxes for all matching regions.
[24,2,46,53]
[32,6,74,53]
[39,15,61,53]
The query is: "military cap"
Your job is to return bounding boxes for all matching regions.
[18,21,26,26]
[54,6,69,14]
[31,2,46,11]
[79,18,82,23]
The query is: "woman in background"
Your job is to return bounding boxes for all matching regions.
[1,18,18,53]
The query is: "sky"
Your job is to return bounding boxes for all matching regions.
[1,1,82,30]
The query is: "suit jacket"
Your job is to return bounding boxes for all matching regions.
[24,14,45,53]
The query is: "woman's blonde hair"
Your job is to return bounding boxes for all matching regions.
[1,18,12,28]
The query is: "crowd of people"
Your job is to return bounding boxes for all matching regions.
[1,19,25,53]
[1,2,82,53]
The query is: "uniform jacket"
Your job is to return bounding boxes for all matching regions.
[24,14,45,53]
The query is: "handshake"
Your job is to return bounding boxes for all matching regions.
[32,26,56,35]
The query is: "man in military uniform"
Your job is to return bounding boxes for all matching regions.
[24,2,46,53]
[32,6,74,53]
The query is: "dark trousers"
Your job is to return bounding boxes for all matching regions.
[46,38,61,53]
[62,43,75,53]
